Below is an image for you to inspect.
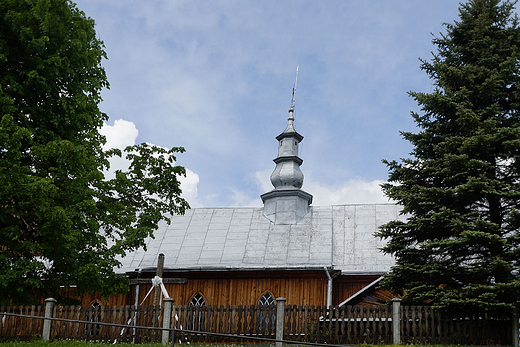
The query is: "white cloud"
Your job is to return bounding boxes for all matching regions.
[99,118,138,150]
[260,169,391,205]
[228,187,262,207]
[229,169,391,208]
[253,169,273,193]
[304,178,391,206]
[99,119,201,208]
[179,168,202,208]
[75,0,464,207]
[99,119,137,177]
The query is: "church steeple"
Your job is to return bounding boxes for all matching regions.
[269,106,304,189]
[261,68,312,225]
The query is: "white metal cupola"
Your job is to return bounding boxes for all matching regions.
[261,67,313,224]
[269,67,308,191]
[270,106,304,189]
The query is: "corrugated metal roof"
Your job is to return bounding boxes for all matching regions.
[117,203,405,274]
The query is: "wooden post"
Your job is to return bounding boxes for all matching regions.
[162,298,174,345]
[276,297,286,347]
[152,253,165,307]
[42,298,56,341]
[513,308,519,347]
[391,298,401,345]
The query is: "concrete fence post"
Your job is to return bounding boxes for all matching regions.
[391,298,401,345]
[42,298,57,341]
[162,298,174,345]
[276,297,286,347]
[513,308,519,347]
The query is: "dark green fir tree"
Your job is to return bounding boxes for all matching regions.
[378,0,520,316]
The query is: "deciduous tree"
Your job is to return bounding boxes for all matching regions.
[0,0,189,304]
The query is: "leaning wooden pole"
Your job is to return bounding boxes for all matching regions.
[152,253,165,307]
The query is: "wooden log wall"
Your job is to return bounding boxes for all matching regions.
[57,287,132,307]
[65,272,384,307]
[131,274,330,307]
[333,274,381,305]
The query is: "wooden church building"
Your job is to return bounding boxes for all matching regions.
[88,101,405,309]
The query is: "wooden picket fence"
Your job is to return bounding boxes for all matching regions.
[171,304,277,343]
[0,304,162,343]
[0,305,45,341]
[0,303,514,344]
[52,304,163,342]
[298,305,393,344]
[399,306,511,345]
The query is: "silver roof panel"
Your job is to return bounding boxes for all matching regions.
[116,204,405,274]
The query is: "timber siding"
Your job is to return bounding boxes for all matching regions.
[75,271,384,307]
[131,271,384,307]
[333,275,380,305]
[139,276,328,307]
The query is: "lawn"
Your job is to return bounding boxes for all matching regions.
[0,342,467,347]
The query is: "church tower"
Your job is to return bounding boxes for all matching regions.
[261,68,313,224]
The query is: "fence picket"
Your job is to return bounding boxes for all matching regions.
[236,305,242,335]
[298,305,304,340]
[311,305,319,342]
[0,302,515,345]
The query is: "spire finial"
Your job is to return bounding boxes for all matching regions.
[289,65,299,111]
[261,65,312,224]
[288,66,298,127]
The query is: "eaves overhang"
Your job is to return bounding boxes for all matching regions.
[134,265,336,273]
[276,131,303,142]
[260,187,313,204]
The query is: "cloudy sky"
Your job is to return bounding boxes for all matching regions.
[75,0,473,208]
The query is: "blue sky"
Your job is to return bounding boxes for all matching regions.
[74,0,475,208]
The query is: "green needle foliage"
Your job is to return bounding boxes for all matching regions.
[0,0,189,304]
[377,0,520,316]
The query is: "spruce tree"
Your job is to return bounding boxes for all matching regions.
[378,0,520,315]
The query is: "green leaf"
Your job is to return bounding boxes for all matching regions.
[0,0,188,304]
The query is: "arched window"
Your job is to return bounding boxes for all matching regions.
[189,292,206,307]
[188,293,206,330]
[258,291,275,306]
[257,292,276,331]
[86,300,102,336]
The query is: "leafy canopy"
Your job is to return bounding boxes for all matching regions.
[377,0,520,316]
[0,0,189,304]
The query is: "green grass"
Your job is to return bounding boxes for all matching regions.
[0,343,260,347]
[0,343,162,347]
[1,343,161,347]
[0,342,266,347]
[0,342,474,347]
